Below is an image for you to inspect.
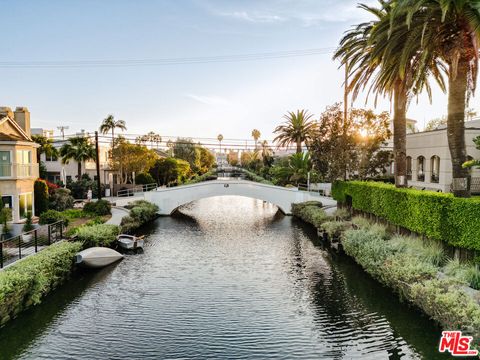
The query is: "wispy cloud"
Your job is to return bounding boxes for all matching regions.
[207,0,378,27]
[217,10,286,23]
[186,94,231,106]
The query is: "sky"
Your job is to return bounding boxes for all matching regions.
[2,0,479,142]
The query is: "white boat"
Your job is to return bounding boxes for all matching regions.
[75,247,124,268]
[117,234,145,250]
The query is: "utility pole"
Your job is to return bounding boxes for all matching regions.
[57,126,69,140]
[343,60,349,181]
[95,131,102,200]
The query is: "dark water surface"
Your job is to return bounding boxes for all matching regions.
[0,196,447,359]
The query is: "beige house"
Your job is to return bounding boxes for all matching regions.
[405,119,480,193]
[0,107,39,222]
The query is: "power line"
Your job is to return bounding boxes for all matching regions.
[0,47,335,68]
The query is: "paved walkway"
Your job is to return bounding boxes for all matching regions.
[106,207,130,226]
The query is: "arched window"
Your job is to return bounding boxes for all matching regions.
[406,156,412,180]
[431,156,440,183]
[417,156,425,182]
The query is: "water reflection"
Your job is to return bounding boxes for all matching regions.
[0,196,446,359]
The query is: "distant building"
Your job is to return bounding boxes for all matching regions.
[0,107,39,222]
[405,119,480,192]
[35,129,114,185]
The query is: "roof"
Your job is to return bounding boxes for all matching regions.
[0,116,32,142]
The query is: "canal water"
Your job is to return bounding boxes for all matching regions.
[0,196,447,359]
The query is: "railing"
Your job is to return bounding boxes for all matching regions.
[298,183,332,197]
[0,220,64,269]
[0,163,39,179]
[116,183,158,197]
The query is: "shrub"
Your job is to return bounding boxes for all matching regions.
[333,208,350,220]
[23,212,34,232]
[351,216,371,229]
[135,172,155,185]
[49,188,74,211]
[445,259,480,290]
[291,202,330,229]
[321,221,350,239]
[120,201,158,234]
[34,179,49,216]
[0,241,82,326]
[38,210,69,227]
[75,224,119,247]
[332,181,480,250]
[62,209,86,220]
[119,215,141,234]
[83,199,111,216]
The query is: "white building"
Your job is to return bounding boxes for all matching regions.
[32,129,114,185]
[405,120,480,193]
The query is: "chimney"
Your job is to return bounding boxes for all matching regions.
[0,106,14,119]
[14,107,31,137]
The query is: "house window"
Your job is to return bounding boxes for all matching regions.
[406,157,412,180]
[16,150,32,177]
[431,156,440,183]
[18,193,33,218]
[45,153,58,161]
[417,156,425,182]
[0,151,11,177]
[1,196,12,209]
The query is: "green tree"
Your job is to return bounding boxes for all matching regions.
[396,0,480,196]
[198,147,215,173]
[149,157,191,186]
[34,179,49,216]
[271,152,317,186]
[110,139,158,183]
[273,110,317,153]
[32,135,58,163]
[309,103,391,182]
[173,138,201,174]
[60,136,96,179]
[99,115,127,147]
[335,1,445,188]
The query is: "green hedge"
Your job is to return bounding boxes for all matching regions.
[75,224,119,247]
[332,181,480,250]
[0,241,82,325]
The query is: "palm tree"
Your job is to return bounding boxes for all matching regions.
[99,115,127,147]
[335,1,445,187]
[273,110,317,154]
[251,129,261,149]
[275,152,313,185]
[217,134,224,153]
[32,134,58,163]
[397,0,480,197]
[260,140,274,167]
[60,136,96,179]
[167,139,174,156]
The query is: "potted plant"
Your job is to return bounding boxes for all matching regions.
[22,211,34,243]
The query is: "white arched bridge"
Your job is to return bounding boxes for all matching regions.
[135,179,336,215]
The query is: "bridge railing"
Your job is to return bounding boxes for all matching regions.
[298,183,332,197]
[116,183,158,197]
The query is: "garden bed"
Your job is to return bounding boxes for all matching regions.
[292,202,480,348]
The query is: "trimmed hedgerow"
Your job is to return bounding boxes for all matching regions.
[0,241,82,326]
[332,181,480,250]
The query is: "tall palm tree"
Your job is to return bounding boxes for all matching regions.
[251,129,261,149]
[273,110,317,154]
[60,136,96,179]
[397,0,480,197]
[260,140,274,167]
[32,134,58,163]
[335,1,445,187]
[99,115,127,147]
[217,134,224,153]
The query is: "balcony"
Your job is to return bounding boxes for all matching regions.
[0,163,39,179]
